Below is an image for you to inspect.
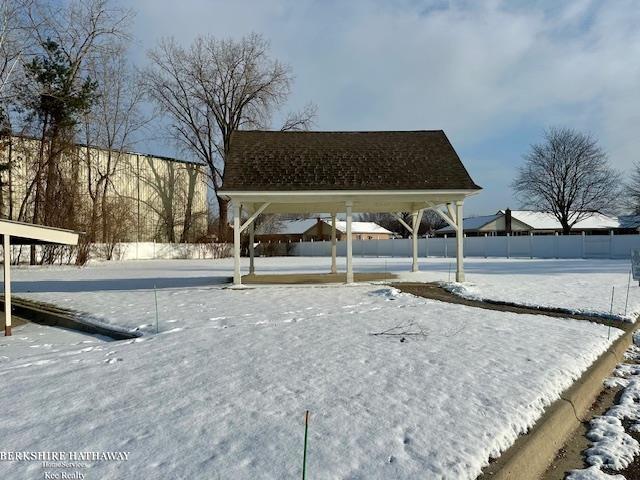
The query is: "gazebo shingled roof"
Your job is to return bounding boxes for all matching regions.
[222,130,480,191]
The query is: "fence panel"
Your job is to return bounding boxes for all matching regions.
[287,234,640,260]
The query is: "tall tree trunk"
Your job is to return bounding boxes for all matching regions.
[31,120,49,265]
[217,195,229,242]
[179,166,197,243]
[101,151,113,243]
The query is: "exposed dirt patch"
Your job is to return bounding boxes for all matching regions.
[243,272,398,284]
[395,282,632,330]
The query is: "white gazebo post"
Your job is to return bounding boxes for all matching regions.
[233,202,241,285]
[455,200,465,282]
[346,202,353,283]
[249,221,255,275]
[330,212,337,274]
[411,209,424,272]
[3,234,10,336]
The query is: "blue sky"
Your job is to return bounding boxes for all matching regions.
[127,0,640,215]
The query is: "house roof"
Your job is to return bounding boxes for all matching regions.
[453,214,500,232]
[260,219,317,235]
[257,219,392,236]
[437,210,622,233]
[333,221,392,234]
[500,210,619,230]
[221,130,481,192]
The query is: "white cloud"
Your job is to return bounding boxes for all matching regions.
[130,0,640,211]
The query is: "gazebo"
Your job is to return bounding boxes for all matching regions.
[219,130,481,285]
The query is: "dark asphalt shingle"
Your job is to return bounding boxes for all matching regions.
[221,130,481,191]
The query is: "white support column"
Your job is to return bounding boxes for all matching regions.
[233,203,241,285]
[249,221,255,275]
[455,200,465,282]
[330,213,337,274]
[346,202,353,283]
[3,234,11,336]
[411,209,424,272]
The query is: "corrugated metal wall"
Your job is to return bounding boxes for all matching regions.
[1,137,209,242]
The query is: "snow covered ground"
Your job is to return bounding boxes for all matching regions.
[5,256,639,329]
[0,257,632,478]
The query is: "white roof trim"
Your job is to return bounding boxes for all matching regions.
[0,219,79,245]
[220,189,480,197]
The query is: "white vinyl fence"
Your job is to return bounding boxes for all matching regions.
[10,242,232,264]
[102,242,232,261]
[289,233,640,260]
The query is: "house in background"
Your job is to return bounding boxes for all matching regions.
[435,209,634,237]
[256,218,394,243]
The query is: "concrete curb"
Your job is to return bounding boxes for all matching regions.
[480,326,636,480]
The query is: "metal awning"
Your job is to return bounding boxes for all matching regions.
[1,219,80,336]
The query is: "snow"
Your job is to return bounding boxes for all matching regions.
[567,465,626,480]
[503,211,620,231]
[0,258,625,479]
[333,220,393,234]
[584,416,639,470]
[6,257,639,328]
[578,342,640,478]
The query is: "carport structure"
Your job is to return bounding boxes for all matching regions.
[1,219,79,336]
[219,130,481,286]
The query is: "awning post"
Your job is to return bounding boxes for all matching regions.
[249,221,255,275]
[346,202,353,283]
[455,200,465,282]
[3,234,11,336]
[330,213,337,274]
[412,209,424,272]
[233,203,241,285]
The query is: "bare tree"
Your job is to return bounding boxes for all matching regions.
[12,0,132,263]
[24,0,132,78]
[0,0,32,116]
[280,102,317,132]
[512,127,621,234]
[625,162,640,215]
[80,42,149,246]
[144,33,316,241]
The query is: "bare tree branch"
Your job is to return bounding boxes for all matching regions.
[143,33,314,240]
[280,102,317,131]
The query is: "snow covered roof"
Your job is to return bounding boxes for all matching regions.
[437,210,623,233]
[268,219,318,235]
[334,221,393,234]
[436,213,499,233]
[259,219,392,235]
[500,210,620,230]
